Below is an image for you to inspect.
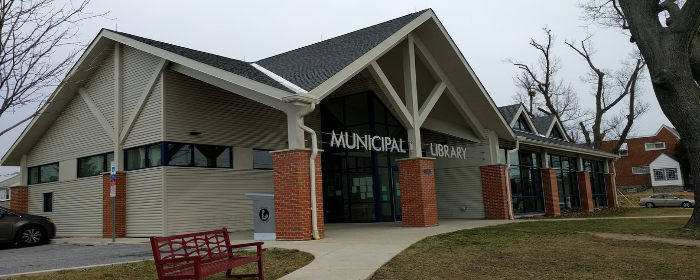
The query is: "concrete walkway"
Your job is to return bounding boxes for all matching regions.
[49,219,513,280]
[266,220,513,280]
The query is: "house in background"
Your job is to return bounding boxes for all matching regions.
[601,125,683,194]
[0,172,20,208]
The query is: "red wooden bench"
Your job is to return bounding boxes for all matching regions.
[150,227,264,280]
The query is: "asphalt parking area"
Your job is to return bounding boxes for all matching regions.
[0,243,152,276]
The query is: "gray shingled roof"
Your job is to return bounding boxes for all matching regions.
[514,130,608,153]
[497,104,521,124]
[108,30,292,92]
[531,115,555,135]
[256,10,428,91]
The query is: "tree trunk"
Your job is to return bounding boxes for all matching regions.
[620,0,700,228]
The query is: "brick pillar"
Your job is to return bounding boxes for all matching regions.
[577,171,594,212]
[604,173,618,208]
[480,164,510,220]
[103,172,126,238]
[397,158,438,227]
[273,150,324,241]
[541,169,560,216]
[10,186,29,213]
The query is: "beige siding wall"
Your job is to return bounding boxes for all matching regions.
[22,45,167,237]
[26,93,113,167]
[28,176,103,237]
[0,200,7,208]
[122,46,164,148]
[126,167,163,237]
[164,167,273,235]
[163,70,286,150]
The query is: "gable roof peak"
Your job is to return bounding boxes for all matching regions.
[255,9,430,92]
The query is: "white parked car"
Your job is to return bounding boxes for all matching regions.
[638,194,695,208]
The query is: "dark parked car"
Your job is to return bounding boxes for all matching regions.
[0,206,56,246]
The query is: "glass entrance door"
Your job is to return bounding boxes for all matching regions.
[320,91,407,223]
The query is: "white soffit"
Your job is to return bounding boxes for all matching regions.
[251,63,308,94]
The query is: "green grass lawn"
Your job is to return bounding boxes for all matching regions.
[372,218,700,280]
[17,249,313,280]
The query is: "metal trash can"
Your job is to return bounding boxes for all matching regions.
[244,193,275,240]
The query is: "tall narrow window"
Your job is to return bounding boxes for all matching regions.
[43,193,53,212]
[0,188,9,201]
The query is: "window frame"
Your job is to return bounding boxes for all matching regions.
[28,163,59,185]
[43,192,53,212]
[513,115,532,133]
[165,142,233,168]
[253,149,274,170]
[124,142,164,171]
[645,142,666,151]
[653,169,666,181]
[77,152,114,178]
[631,166,650,174]
[0,187,9,201]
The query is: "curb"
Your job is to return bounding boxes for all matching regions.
[0,259,151,279]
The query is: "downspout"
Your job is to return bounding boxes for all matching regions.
[504,138,519,220]
[297,103,321,240]
[282,93,321,240]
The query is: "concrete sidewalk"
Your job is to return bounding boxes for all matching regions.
[50,219,513,280]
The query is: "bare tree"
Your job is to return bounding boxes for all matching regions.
[580,0,700,228]
[507,28,585,136]
[0,0,104,137]
[565,37,650,151]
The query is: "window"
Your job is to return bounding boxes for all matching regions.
[653,168,679,181]
[645,142,666,151]
[253,149,273,170]
[125,143,162,170]
[28,163,59,184]
[550,154,581,211]
[632,166,650,174]
[513,115,532,132]
[550,127,564,139]
[584,159,607,208]
[509,150,545,215]
[619,150,628,156]
[43,193,53,212]
[166,143,231,168]
[0,188,9,201]
[78,152,114,177]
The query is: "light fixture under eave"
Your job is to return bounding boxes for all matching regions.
[189,132,202,136]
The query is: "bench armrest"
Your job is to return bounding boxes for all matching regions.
[229,242,264,249]
[156,255,203,265]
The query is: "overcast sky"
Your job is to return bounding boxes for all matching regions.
[0,0,672,175]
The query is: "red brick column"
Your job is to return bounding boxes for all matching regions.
[397,158,438,227]
[542,169,560,216]
[480,164,510,219]
[273,150,324,241]
[604,173,618,208]
[577,171,594,212]
[103,172,126,238]
[10,186,29,213]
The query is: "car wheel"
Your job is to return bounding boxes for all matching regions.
[15,225,46,247]
[682,202,693,208]
[645,202,655,208]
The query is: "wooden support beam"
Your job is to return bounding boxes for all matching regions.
[367,61,414,129]
[79,87,115,142]
[119,59,168,144]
